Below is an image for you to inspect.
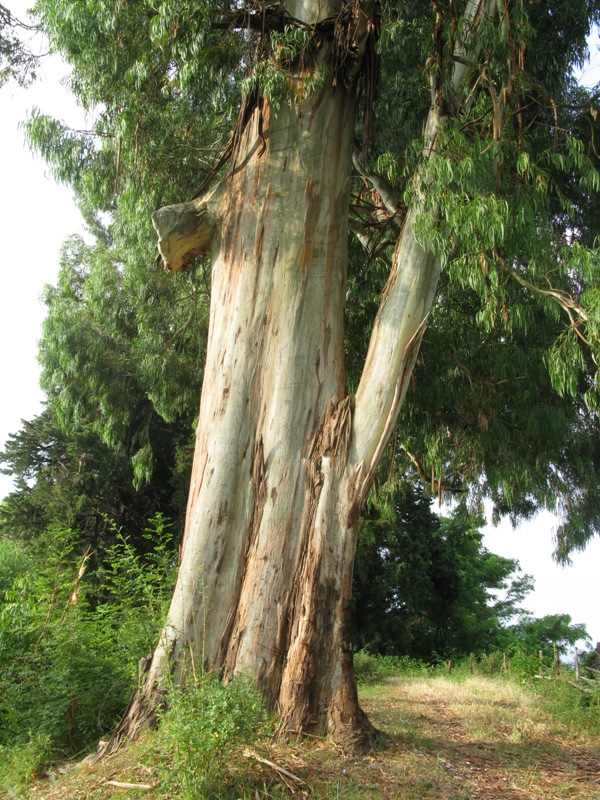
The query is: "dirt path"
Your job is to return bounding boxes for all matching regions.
[357,676,600,799]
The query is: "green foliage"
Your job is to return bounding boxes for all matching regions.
[0,405,188,566]
[0,732,53,797]
[7,228,207,541]
[40,234,205,452]
[353,483,532,661]
[0,537,31,594]
[27,0,244,232]
[241,25,325,112]
[0,4,39,87]
[354,650,426,685]
[530,674,600,736]
[155,673,270,799]
[398,264,600,555]
[0,515,176,770]
[100,514,176,640]
[345,1,600,557]
[510,613,590,656]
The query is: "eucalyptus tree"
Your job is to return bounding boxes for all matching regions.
[30,0,600,746]
[0,4,39,87]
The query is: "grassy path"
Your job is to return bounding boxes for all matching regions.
[355,676,600,799]
[19,675,600,799]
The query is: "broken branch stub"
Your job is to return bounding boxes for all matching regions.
[152,193,219,271]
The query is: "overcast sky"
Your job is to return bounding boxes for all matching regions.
[1,3,599,647]
[1,3,88,502]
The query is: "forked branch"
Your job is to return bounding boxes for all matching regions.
[502,261,590,344]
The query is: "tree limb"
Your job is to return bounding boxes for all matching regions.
[349,217,393,268]
[501,261,589,344]
[352,147,403,229]
[350,0,498,492]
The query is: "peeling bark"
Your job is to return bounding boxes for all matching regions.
[113,0,498,750]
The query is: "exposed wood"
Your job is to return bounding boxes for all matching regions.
[352,148,403,228]
[105,780,153,790]
[151,183,222,271]
[243,749,305,785]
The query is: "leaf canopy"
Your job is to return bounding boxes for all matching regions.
[10,0,600,559]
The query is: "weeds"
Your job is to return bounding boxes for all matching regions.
[0,733,53,798]
[0,515,176,785]
[153,672,270,799]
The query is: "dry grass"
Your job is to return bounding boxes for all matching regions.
[14,676,600,800]
[359,676,600,799]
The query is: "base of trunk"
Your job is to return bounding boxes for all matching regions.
[103,658,377,758]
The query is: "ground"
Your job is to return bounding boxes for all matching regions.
[359,676,600,799]
[16,675,600,799]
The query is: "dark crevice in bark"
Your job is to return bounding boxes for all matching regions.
[272,397,374,748]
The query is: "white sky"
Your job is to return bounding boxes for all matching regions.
[0,4,599,648]
[0,2,88,503]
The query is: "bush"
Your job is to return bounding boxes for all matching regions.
[155,673,270,799]
[0,515,177,775]
[0,733,53,798]
[529,675,600,736]
[353,650,426,684]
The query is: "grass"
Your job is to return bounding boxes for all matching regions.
[11,673,600,800]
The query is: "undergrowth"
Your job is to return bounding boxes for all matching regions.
[152,673,271,799]
[17,668,600,800]
[2,517,598,798]
[0,515,175,797]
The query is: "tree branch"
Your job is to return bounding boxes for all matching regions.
[352,147,403,229]
[501,260,589,344]
[348,216,393,268]
[349,0,498,496]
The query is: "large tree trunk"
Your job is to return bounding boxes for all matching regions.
[112,0,491,750]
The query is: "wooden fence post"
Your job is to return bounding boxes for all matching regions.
[574,647,580,682]
[553,643,560,677]
[539,650,544,677]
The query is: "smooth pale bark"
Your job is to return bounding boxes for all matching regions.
[116,53,372,745]
[112,0,497,749]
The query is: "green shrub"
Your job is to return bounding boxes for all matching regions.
[354,650,426,684]
[0,515,177,776]
[530,675,600,736]
[0,539,31,594]
[155,672,270,799]
[0,732,53,798]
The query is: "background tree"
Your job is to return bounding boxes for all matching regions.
[0,4,39,87]
[0,232,204,568]
[510,613,590,656]
[353,484,534,660]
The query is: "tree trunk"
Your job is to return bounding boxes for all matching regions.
[112,0,491,750]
